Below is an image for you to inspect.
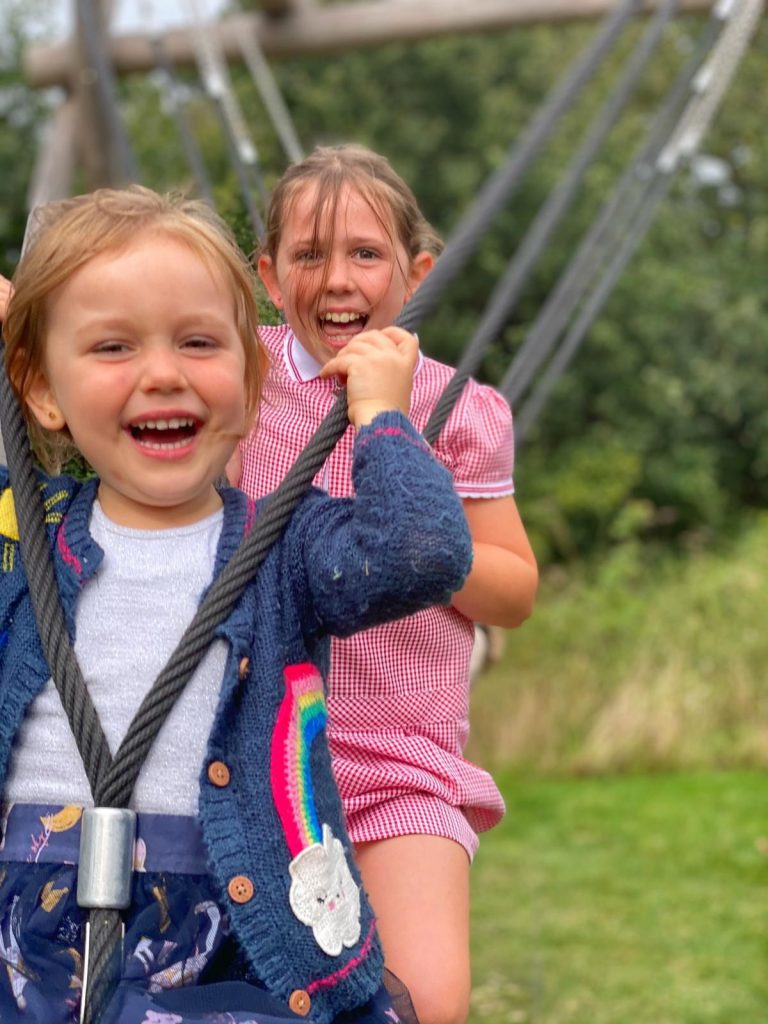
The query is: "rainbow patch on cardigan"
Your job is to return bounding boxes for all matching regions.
[271,663,362,956]
[270,663,327,858]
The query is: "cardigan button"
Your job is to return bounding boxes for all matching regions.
[288,989,311,1016]
[238,657,250,680]
[207,761,230,787]
[227,875,255,904]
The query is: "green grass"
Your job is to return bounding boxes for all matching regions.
[469,771,768,1023]
[467,515,768,774]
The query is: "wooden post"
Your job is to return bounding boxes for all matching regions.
[74,0,137,187]
[75,0,115,188]
[24,0,726,89]
[27,99,78,207]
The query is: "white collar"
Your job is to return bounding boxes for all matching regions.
[284,328,325,382]
[283,327,424,383]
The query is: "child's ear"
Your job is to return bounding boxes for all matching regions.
[257,255,283,310]
[25,374,66,431]
[406,251,435,299]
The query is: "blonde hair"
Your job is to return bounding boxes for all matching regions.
[261,145,442,330]
[4,185,265,473]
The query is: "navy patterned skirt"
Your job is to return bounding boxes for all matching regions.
[0,803,411,1023]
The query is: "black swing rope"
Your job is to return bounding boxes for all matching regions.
[0,340,353,1022]
[0,1,690,1018]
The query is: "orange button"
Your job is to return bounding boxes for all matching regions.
[207,761,231,787]
[288,989,311,1016]
[238,657,250,680]
[227,875,254,904]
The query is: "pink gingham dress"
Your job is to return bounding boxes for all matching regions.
[239,324,510,857]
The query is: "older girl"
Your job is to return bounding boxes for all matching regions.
[237,145,538,1024]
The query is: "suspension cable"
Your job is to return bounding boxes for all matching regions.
[422,0,679,446]
[497,2,732,408]
[136,0,215,201]
[152,34,217,204]
[237,16,304,164]
[0,367,113,794]
[514,0,764,444]
[184,0,268,236]
[400,0,643,336]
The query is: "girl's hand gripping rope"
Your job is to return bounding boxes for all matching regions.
[320,327,418,429]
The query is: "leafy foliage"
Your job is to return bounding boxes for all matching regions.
[0,0,55,275]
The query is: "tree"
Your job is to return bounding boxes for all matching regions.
[0,1,56,274]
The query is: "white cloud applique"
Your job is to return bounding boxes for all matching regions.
[288,823,361,955]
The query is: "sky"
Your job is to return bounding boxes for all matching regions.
[45,0,227,41]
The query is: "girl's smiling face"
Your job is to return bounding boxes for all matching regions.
[258,183,432,367]
[26,231,248,529]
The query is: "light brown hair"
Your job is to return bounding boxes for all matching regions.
[262,144,443,263]
[4,185,265,472]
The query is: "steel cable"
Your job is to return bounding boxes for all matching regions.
[498,5,734,408]
[514,0,764,443]
[238,27,304,164]
[399,0,643,336]
[152,35,217,204]
[185,0,268,235]
[422,0,679,445]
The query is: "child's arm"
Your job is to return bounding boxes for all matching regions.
[451,494,538,629]
[293,328,472,637]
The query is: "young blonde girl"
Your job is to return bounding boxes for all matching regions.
[0,185,472,1023]
[236,144,539,1024]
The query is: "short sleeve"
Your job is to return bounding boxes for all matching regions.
[433,379,515,499]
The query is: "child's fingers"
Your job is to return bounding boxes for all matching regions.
[319,329,418,379]
[379,327,419,369]
[317,328,418,426]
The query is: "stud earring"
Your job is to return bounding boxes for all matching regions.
[48,410,57,421]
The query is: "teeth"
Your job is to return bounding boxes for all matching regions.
[140,438,191,451]
[323,312,362,324]
[135,417,194,431]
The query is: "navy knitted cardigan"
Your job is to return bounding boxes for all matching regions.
[0,411,472,1023]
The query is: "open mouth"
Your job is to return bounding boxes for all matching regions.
[319,310,368,339]
[128,417,200,450]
